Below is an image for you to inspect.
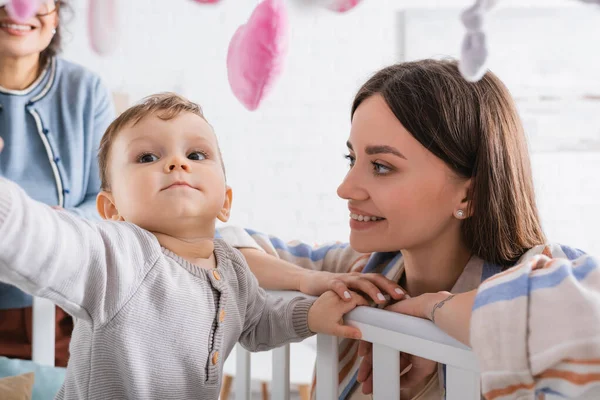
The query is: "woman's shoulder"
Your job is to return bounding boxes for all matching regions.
[54,57,108,93]
[520,243,587,263]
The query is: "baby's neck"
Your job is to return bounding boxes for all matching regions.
[154,232,216,269]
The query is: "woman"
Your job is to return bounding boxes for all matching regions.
[386,253,600,399]
[219,59,589,399]
[0,0,114,366]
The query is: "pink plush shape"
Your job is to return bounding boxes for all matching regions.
[6,0,39,22]
[322,0,363,13]
[88,0,118,56]
[227,0,288,111]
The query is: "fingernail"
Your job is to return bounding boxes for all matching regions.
[377,293,385,301]
[344,291,351,299]
[405,294,411,298]
[395,288,405,295]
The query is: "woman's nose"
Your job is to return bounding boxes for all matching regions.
[337,168,368,201]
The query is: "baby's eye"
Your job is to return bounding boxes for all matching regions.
[188,151,207,161]
[138,153,159,163]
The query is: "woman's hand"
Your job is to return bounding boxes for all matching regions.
[299,270,407,304]
[385,290,476,346]
[356,292,462,395]
[357,340,438,395]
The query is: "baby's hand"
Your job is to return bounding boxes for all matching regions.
[307,290,368,340]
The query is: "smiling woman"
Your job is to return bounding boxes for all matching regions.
[0,0,115,367]
[217,59,589,400]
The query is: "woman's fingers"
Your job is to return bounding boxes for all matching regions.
[358,340,372,357]
[346,277,387,304]
[363,273,407,300]
[385,295,429,319]
[361,369,374,394]
[329,279,353,301]
[357,345,373,383]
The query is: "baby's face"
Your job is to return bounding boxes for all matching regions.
[104,112,230,235]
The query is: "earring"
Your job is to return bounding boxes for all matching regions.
[455,209,465,219]
[52,28,56,35]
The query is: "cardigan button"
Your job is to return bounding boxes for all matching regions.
[212,352,219,365]
[212,270,221,281]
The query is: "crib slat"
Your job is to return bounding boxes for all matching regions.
[372,344,400,400]
[446,365,480,400]
[235,344,251,400]
[272,344,290,400]
[31,297,55,366]
[316,334,338,400]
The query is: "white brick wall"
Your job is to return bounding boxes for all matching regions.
[62,0,600,255]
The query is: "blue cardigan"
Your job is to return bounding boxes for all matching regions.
[0,57,114,309]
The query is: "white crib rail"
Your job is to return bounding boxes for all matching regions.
[30,291,479,397]
[32,296,55,366]
[234,291,480,400]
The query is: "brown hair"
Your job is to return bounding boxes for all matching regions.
[40,1,67,67]
[352,59,545,267]
[98,92,224,190]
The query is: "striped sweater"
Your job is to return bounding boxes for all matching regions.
[219,226,598,399]
[471,253,600,399]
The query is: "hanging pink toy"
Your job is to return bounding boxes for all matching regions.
[319,0,363,13]
[5,0,40,22]
[88,0,118,56]
[227,0,288,111]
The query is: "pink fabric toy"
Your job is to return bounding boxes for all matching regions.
[5,0,40,22]
[227,0,288,111]
[320,0,363,13]
[88,0,118,56]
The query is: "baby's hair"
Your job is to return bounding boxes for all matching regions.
[98,92,225,190]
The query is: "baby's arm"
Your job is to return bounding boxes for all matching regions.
[0,178,159,324]
[235,251,366,352]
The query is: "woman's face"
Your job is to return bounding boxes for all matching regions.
[337,94,470,253]
[0,1,58,61]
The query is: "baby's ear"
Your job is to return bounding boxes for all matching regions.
[217,186,233,223]
[96,191,123,221]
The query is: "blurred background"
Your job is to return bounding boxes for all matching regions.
[63,0,600,254]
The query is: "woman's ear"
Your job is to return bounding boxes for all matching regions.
[96,191,123,221]
[456,178,474,218]
[217,186,233,222]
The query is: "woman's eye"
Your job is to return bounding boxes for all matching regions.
[138,153,159,163]
[372,162,392,175]
[188,151,207,161]
[344,154,356,168]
